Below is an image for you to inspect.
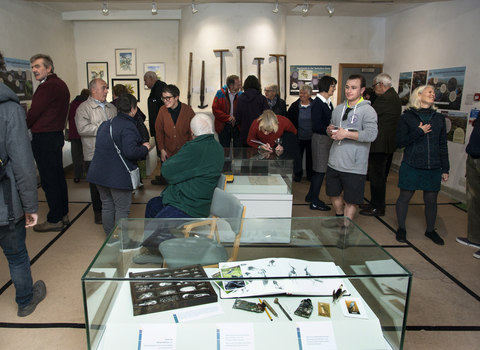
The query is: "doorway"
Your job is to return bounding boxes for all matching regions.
[337,63,383,105]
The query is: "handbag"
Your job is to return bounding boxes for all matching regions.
[109,120,141,190]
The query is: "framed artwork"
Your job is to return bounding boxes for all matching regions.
[143,62,166,89]
[86,62,108,86]
[111,78,140,102]
[115,48,137,76]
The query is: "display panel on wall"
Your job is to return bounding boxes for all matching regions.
[143,62,166,89]
[115,49,137,76]
[86,62,108,86]
[428,66,466,111]
[111,78,140,102]
[398,72,412,106]
[290,65,332,95]
[1,57,35,101]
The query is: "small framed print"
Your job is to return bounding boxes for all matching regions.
[86,62,108,85]
[111,78,140,102]
[115,49,137,76]
[143,62,166,89]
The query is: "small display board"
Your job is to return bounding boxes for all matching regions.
[129,264,218,316]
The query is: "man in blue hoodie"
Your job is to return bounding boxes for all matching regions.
[0,52,46,317]
[325,75,378,221]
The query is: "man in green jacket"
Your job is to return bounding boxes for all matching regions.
[145,113,224,219]
[360,73,401,217]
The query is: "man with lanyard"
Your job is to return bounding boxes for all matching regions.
[325,75,378,222]
[75,78,117,224]
[212,75,242,148]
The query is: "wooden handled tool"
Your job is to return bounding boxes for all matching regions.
[270,54,286,98]
[254,57,264,85]
[214,49,229,88]
[274,297,292,321]
[237,46,245,85]
[198,60,208,109]
[187,52,193,106]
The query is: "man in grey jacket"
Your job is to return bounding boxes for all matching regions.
[326,75,378,221]
[0,52,46,316]
[75,78,116,224]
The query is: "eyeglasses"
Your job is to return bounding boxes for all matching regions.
[264,89,273,93]
[342,107,352,121]
[161,95,174,102]
[372,82,381,88]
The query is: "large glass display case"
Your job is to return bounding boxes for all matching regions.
[82,217,411,350]
[223,148,294,217]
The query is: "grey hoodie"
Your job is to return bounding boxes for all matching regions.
[0,82,38,225]
[328,99,378,175]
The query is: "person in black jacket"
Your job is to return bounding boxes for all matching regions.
[87,94,150,243]
[265,83,286,116]
[395,85,449,245]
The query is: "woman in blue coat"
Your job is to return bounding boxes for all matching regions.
[395,85,449,245]
[87,94,150,239]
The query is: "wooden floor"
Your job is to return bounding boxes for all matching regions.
[0,169,479,349]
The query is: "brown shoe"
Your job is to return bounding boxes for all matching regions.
[358,203,371,210]
[94,212,102,225]
[33,220,64,232]
[359,207,385,217]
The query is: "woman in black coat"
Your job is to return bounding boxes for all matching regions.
[87,94,150,240]
[395,85,449,245]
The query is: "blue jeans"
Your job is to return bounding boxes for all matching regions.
[145,196,192,219]
[0,218,33,308]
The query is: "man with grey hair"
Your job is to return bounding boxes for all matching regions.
[264,83,286,116]
[26,54,70,232]
[75,78,117,224]
[144,113,224,220]
[360,73,401,217]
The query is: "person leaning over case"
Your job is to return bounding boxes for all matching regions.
[0,51,46,317]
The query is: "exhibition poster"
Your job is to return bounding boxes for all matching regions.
[289,65,332,95]
[398,72,412,106]
[0,57,35,101]
[440,110,467,144]
[428,66,466,111]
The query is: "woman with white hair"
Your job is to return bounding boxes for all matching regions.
[395,85,449,244]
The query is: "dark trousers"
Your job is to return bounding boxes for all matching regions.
[32,131,69,223]
[368,152,391,210]
[0,218,33,308]
[299,139,313,180]
[282,132,303,174]
[70,138,84,179]
[218,123,241,148]
[84,161,102,213]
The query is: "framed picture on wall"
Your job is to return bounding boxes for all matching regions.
[143,62,166,89]
[86,62,108,86]
[111,78,140,102]
[115,49,137,76]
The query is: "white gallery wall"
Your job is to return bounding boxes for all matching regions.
[383,0,480,199]
[73,20,180,114]
[0,0,78,92]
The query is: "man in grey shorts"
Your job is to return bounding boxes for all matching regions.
[325,75,378,221]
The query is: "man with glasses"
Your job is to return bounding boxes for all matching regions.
[152,85,195,185]
[325,75,378,222]
[360,73,401,217]
[212,75,242,148]
[75,78,117,224]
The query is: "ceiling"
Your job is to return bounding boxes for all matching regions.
[28,0,450,18]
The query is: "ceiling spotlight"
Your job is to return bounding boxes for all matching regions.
[102,2,109,16]
[151,2,157,15]
[191,0,198,14]
[302,1,309,14]
[273,0,279,13]
[326,2,334,17]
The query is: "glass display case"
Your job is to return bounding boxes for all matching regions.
[82,217,411,350]
[222,148,294,218]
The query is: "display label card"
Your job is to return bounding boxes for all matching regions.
[340,297,368,319]
[173,303,224,323]
[296,321,337,350]
[217,323,255,350]
[139,324,176,350]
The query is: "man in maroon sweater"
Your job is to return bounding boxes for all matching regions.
[27,54,70,232]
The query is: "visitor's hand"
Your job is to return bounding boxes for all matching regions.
[419,122,432,133]
[327,124,336,137]
[331,127,347,141]
[442,173,449,182]
[143,142,151,150]
[260,143,273,152]
[275,145,284,152]
[160,149,168,162]
[25,213,38,228]
[229,116,236,125]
